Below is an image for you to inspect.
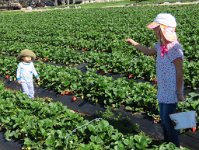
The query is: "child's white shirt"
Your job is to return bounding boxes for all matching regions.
[17,62,39,82]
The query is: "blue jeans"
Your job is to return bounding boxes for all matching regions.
[159,103,179,147]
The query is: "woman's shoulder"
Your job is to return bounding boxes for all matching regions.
[168,41,183,50]
[168,41,184,60]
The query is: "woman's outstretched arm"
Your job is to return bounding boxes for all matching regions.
[126,38,157,56]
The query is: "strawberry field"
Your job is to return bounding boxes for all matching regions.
[0,3,199,150]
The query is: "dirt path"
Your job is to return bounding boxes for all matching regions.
[132,0,199,7]
[103,1,199,8]
[2,1,199,13]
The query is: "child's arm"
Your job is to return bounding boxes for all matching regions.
[16,63,21,84]
[126,39,156,56]
[32,63,39,80]
[173,57,185,101]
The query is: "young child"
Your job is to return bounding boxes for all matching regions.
[126,13,185,147]
[16,49,40,99]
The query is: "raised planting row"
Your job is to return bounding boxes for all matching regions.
[0,42,199,89]
[0,56,158,114]
[0,56,199,123]
[0,41,84,66]
[0,81,187,150]
[0,5,199,61]
[0,5,199,88]
[85,51,199,89]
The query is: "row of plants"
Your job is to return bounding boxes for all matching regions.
[85,51,199,89]
[0,5,199,59]
[0,56,199,122]
[0,41,84,66]
[0,56,158,114]
[0,41,199,89]
[0,6,199,89]
[0,4,198,150]
[0,81,186,150]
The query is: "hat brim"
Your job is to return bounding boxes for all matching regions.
[160,25,177,42]
[147,22,160,29]
[17,49,36,61]
[17,54,36,61]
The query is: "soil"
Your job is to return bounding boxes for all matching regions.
[1,78,199,150]
[0,132,21,150]
[0,77,164,150]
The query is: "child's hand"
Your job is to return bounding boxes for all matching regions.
[17,80,22,84]
[37,78,41,85]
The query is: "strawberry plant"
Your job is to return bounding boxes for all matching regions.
[0,81,185,149]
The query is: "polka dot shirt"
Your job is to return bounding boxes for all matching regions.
[155,41,184,104]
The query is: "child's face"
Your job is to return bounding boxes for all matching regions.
[22,56,32,63]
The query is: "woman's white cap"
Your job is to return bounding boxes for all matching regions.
[147,13,177,29]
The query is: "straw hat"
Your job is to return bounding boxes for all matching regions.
[17,49,36,61]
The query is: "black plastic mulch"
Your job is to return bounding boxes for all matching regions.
[1,78,199,150]
[0,78,163,150]
[0,133,21,150]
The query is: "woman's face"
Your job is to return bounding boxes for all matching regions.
[153,26,161,40]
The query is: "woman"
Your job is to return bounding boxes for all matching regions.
[126,13,185,147]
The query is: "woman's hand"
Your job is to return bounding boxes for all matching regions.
[125,38,156,56]
[126,38,138,46]
[177,93,185,101]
